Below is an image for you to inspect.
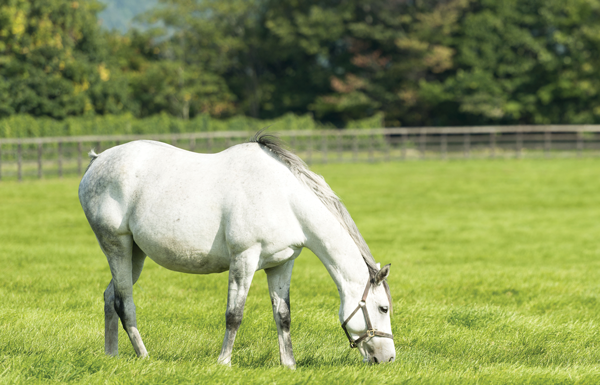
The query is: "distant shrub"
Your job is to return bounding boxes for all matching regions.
[345,112,385,129]
[0,112,384,138]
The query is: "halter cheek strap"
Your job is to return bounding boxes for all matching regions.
[341,279,394,348]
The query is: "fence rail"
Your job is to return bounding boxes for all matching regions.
[2,125,600,181]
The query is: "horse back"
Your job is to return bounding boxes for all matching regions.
[79,140,313,273]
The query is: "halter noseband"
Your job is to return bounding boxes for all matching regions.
[341,278,394,348]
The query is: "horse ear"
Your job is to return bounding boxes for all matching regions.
[375,264,390,285]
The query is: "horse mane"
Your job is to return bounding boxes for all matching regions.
[250,131,380,279]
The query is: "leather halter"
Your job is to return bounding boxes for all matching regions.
[341,278,394,348]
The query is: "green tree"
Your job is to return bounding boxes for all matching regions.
[420,0,600,125]
[134,0,244,119]
[146,0,469,126]
[0,0,135,119]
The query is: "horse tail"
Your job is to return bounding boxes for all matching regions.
[84,149,99,175]
[250,130,380,278]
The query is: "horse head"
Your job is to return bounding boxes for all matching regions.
[341,264,395,363]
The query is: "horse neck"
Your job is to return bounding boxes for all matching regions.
[307,226,371,308]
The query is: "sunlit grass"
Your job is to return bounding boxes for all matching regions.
[2,158,600,383]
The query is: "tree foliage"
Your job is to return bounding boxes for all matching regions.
[421,0,600,125]
[4,0,600,126]
[0,0,131,119]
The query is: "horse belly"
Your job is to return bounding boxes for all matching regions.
[132,220,230,274]
[136,237,230,274]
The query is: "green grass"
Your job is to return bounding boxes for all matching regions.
[2,158,600,383]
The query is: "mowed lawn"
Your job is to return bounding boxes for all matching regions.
[2,158,600,384]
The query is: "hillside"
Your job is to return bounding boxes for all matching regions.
[97,0,158,32]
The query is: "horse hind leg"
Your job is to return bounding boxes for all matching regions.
[104,280,119,356]
[100,234,148,357]
[104,242,146,356]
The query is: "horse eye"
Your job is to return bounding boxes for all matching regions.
[379,306,388,314]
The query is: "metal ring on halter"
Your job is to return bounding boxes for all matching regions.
[340,278,394,349]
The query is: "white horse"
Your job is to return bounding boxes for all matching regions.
[78,132,395,367]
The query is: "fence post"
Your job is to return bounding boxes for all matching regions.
[322,133,328,164]
[490,132,496,158]
[38,142,43,179]
[464,133,470,159]
[419,129,426,160]
[516,130,522,158]
[352,133,358,162]
[190,137,196,152]
[58,141,63,178]
[544,130,551,158]
[577,130,583,157]
[97,141,102,153]
[384,133,390,162]
[401,132,407,160]
[77,142,82,175]
[441,132,447,160]
[337,132,343,162]
[307,134,313,164]
[18,142,22,182]
[207,136,213,153]
[368,133,374,162]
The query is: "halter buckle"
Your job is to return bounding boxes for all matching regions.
[367,329,375,337]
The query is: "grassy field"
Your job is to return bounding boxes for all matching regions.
[2,158,600,384]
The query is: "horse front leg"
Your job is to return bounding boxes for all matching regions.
[217,246,260,366]
[265,260,296,369]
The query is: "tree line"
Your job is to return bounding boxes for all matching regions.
[2,0,600,128]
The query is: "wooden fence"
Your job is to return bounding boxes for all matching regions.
[2,125,600,181]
